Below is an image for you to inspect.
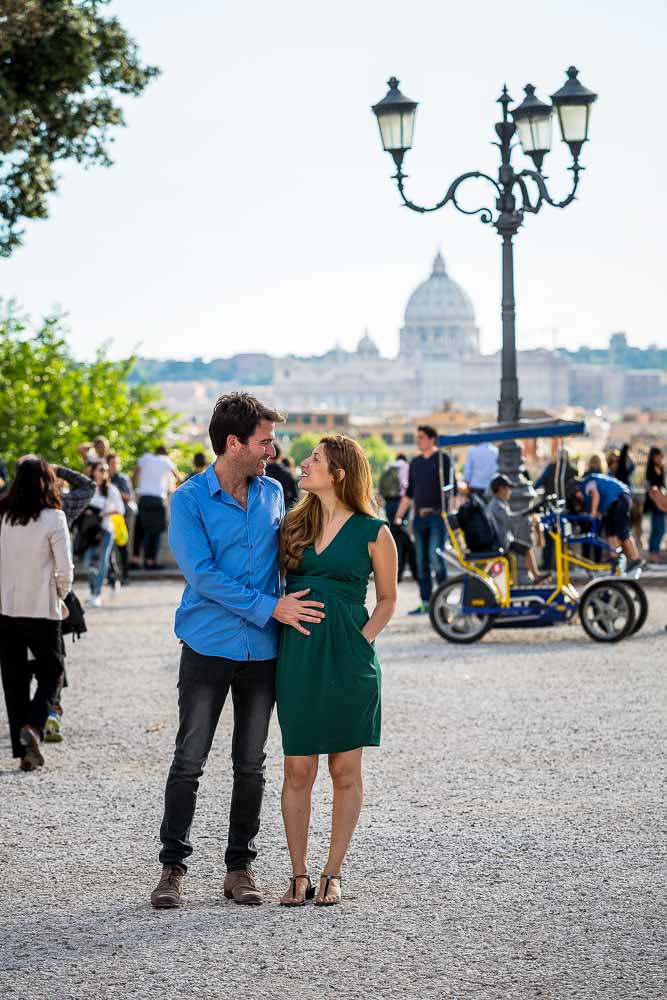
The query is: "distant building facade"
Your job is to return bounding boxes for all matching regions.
[154,253,667,421]
[271,251,570,415]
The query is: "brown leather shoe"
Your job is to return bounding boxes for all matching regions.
[223,868,263,905]
[151,865,185,908]
[19,725,44,772]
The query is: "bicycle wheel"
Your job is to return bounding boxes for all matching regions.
[579,581,636,642]
[620,581,648,635]
[429,577,493,644]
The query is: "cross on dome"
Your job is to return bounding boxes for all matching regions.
[432,250,447,275]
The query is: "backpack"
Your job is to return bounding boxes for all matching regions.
[73,507,103,555]
[61,590,87,642]
[455,494,500,552]
[379,464,401,499]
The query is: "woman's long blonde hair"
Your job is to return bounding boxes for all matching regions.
[280,435,377,572]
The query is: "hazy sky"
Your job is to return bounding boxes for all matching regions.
[3,0,666,361]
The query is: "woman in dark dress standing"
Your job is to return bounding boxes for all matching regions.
[276,436,397,907]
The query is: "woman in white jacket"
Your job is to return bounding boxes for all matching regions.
[0,458,73,771]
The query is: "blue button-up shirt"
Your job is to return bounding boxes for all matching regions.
[169,465,284,659]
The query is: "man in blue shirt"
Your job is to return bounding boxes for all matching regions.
[463,440,498,497]
[570,473,642,571]
[151,393,325,909]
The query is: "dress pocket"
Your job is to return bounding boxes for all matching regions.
[351,624,376,661]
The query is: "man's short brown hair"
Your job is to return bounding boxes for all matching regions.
[209,392,284,455]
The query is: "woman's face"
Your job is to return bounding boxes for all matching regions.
[299,445,334,494]
[655,451,664,469]
[93,464,108,485]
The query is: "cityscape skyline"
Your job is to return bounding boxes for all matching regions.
[2,0,666,362]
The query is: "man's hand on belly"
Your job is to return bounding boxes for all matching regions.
[272,589,325,636]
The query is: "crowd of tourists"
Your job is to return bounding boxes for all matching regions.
[0,419,664,782]
[378,434,666,615]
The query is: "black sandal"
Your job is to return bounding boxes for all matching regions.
[314,873,342,907]
[280,873,315,907]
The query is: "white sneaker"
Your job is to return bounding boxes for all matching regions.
[87,595,102,608]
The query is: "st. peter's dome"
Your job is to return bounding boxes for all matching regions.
[399,251,480,358]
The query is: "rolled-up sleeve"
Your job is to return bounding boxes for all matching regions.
[168,489,278,627]
[406,460,416,500]
[50,511,74,599]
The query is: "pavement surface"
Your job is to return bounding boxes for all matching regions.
[1,580,665,1000]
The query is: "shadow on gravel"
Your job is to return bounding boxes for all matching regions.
[390,628,661,662]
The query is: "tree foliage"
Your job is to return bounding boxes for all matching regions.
[0,303,178,470]
[289,433,320,468]
[0,0,159,255]
[359,435,394,484]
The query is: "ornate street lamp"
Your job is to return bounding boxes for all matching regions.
[372,68,597,484]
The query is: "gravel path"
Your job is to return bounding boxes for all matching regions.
[1,580,665,1000]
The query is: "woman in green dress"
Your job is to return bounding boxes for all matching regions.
[276,435,397,907]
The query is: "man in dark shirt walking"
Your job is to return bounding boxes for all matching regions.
[393,425,457,615]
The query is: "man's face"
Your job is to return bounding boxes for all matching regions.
[94,441,107,457]
[498,484,512,502]
[108,457,119,475]
[416,430,435,454]
[232,420,276,477]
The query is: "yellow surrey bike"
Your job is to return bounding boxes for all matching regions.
[430,494,646,644]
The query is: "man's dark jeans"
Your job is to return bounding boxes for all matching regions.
[159,643,276,873]
[413,513,446,603]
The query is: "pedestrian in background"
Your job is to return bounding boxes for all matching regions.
[0,458,73,771]
[606,449,621,479]
[581,454,604,562]
[393,426,457,615]
[644,447,665,563]
[185,451,208,480]
[379,453,416,583]
[463,440,498,497]
[0,454,8,496]
[108,454,135,584]
[266,443,299,509]
[616,444,635,487]
[534,448,577,570]
[81,462,124,607]
[132,446,183,570]
[42,461,95,741]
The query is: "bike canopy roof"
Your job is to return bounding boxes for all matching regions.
[438,418,586,447]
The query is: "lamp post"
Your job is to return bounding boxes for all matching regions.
[372,68,597,483]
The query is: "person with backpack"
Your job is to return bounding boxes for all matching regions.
[487,475,550,583]
[379,454,415,583]
[393,426,457,614]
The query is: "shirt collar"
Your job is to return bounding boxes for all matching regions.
[206,464,222,496]
[205,464,262,501]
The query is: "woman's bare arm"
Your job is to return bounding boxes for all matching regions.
[362,525,398,644]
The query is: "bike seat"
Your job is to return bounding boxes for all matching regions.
[465,549,506,560]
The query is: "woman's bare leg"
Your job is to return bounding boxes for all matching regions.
[280,754,318,905]
[317,748,364,903]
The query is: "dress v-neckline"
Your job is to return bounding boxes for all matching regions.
[313,512,356,557]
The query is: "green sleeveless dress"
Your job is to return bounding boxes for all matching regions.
[276,514,385,756]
